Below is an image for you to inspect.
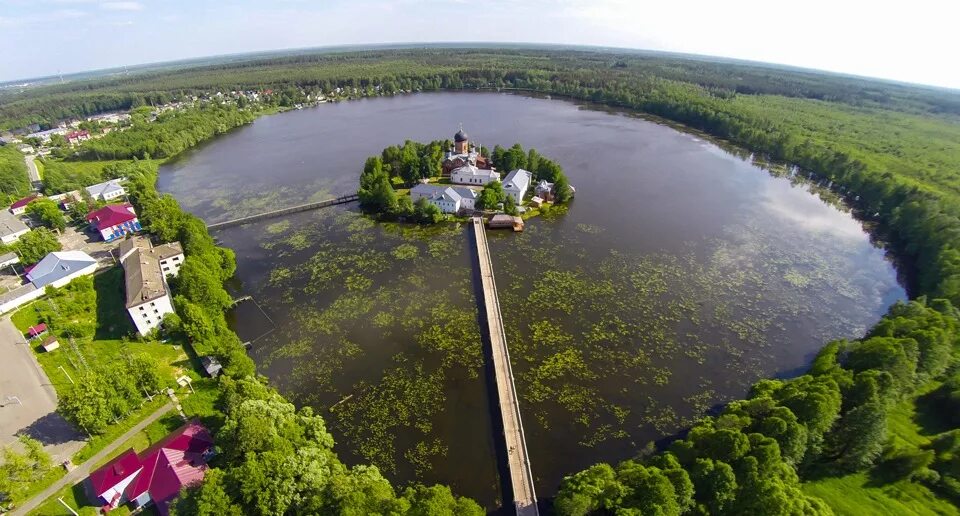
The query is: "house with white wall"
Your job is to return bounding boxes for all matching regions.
[451,164,499,186]
[87,203,141,242]
[85,178,126,201]
[120,236,182,335]
[410,184,479,214]
[502,169,532,204]
[0,210,29,244]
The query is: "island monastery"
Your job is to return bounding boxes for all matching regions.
[412,127,543,216]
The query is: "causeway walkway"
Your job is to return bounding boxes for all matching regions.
[471,217,538,516]
[206,194,359,230]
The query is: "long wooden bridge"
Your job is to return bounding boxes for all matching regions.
[206,193,359,230]
[471,217,538,516]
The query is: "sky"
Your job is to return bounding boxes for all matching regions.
[1,0,958,89]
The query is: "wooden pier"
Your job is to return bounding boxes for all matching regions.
[206,194,359,230]
[471,217,538,516]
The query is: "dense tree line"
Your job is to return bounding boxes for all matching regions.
[0,145,30,205]
[73,105,255,160]
[3,48,959,131]
[556,298,960,514]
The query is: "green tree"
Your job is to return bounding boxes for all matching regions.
[555,463,620,516]
[12,227,62,264]
[26,198,66,231]
[171,468,243,516]
[58,373,113,434]
[553,173,573,204]
[476,181,505,210]
[403,484,484,516]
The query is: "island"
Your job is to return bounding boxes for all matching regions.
[358,127,573,229]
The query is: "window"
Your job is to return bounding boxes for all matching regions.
[139,306,145,311]
[150,302,155,307]
[154,309,159,314]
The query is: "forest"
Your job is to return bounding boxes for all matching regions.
[3,47,960,514]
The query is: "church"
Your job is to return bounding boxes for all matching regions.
[443,127,500,185]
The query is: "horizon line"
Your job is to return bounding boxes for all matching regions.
[3,41,959,95]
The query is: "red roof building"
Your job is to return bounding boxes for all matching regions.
[87,421,213,515]
[9,194,39,215]
[65,130,91,144]
[27,323,47,338]
[86,203,141,242]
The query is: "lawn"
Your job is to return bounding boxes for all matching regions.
[803,380,957,515]
[11,268,192,395]
[803,472,958,516]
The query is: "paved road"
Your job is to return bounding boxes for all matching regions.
[11,402,175,516]
[23,154,40,187]
[471,218,538,516]
[0,317,83,464]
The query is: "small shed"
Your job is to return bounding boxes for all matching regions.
[40,335,59,352]
[200,356,222,378]
[27,323,47,339]
[488,214,524,232]
[529,196,544,208]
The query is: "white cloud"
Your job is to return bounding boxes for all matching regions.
[100,1,144,11]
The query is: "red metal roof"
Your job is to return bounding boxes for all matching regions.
[86,203,137,229]
[27,323,47,337]
[10,195,39,210]
[88,449,140,498]
[66,130,89,139]
[88,421,213,513]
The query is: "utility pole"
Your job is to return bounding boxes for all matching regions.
[58,497,79,516]
[58,365,75,385]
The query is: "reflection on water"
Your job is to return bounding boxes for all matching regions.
[161,92,904,507]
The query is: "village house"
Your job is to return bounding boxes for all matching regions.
[0,252,19,269]
[26,127,67,143]
[64,130,91,145]
[0,209,29,244]
[86,203,141,241]
[502,169,532,205]
[451,164,500,186]
[85,178,126,201]
[410,184,478,214]
[9,194,39,215]
[534,180,555,202]
[120,235,183,335]
[26,251,98,289]
[87,421,214,516]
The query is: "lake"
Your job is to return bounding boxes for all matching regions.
[157,92,905,508]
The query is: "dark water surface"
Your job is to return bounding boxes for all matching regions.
[158,92,905,507]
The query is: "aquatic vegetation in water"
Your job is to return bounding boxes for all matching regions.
[265,220,291,234]
[391,243,419,260]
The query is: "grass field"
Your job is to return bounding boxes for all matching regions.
[803,381,956,514]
